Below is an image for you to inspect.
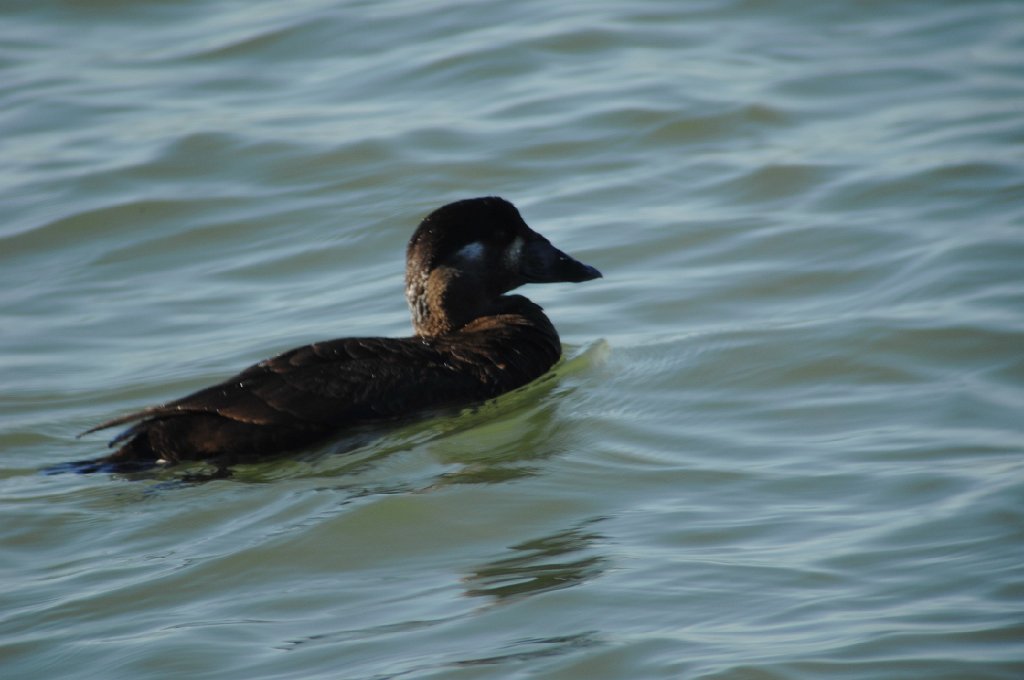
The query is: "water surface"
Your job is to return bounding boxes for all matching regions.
[2,1,1023,678]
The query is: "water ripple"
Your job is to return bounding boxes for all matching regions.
[2,0,1023,678]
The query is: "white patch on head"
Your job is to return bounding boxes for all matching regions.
[454,241,486,263]
[503,236,524,268]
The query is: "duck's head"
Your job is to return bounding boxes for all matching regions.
[405,197,601,336]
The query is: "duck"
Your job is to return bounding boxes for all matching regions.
[67,197,601,473]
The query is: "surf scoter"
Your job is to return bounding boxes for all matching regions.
[69,197,601,472]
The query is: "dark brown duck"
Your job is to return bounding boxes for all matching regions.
[67,197,601,472]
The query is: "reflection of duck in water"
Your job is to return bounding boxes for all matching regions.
[73,197,601,472]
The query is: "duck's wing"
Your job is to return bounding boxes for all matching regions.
[82,336,491,438]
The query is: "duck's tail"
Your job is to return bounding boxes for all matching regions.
[45,431,159,475]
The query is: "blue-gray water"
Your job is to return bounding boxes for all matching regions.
[2,1,1023,678]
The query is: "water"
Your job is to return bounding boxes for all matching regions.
[2,0,1023,677]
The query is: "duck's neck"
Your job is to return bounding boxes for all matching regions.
[407,266,495,337]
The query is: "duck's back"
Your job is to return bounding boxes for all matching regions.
[91,296,561,467]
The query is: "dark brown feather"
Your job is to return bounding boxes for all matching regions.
[71,197,600,473]
[92,297,560,466]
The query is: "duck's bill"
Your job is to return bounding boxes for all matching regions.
[521,237,602,284]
